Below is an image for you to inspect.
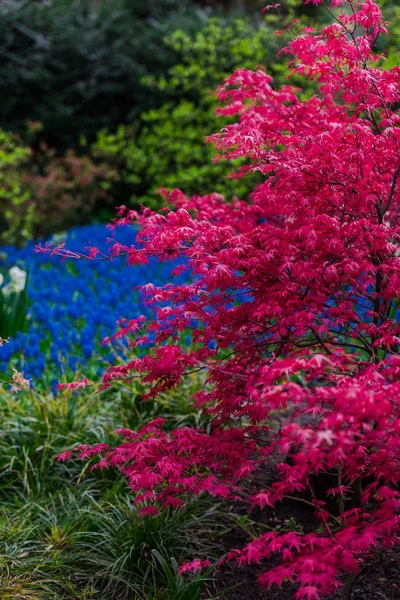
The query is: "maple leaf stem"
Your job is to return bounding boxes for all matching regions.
[343,552,383,600]
[282,495,343,529]
[337,467,345,520]
[382,165,400,217]
[351,478,363,509]
[309,328,333,356]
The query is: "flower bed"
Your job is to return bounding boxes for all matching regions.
[0,223,188,384]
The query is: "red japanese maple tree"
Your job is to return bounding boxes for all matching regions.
[52,0,400,598]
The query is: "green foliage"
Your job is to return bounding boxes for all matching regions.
[0,0,203,150]
[378,0,400,68]
[0,2,321,230]
[0,376,219,598]
[93,16,298,208]
[0,130,36,247]
[0,267,29,338]
[0,494,216,599]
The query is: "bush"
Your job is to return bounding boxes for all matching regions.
[376,0,400,62]
[27,143,116,239]
[0,124,116,245]
[0,129,36,247]
[92,15,303,208]
[53,0,400,598]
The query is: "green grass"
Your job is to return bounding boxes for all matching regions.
[0,493,218,599]
[0,373,221,599]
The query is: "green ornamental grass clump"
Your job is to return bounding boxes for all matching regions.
[0,375,221,599]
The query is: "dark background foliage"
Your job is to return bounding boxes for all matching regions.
[0,0,204,149]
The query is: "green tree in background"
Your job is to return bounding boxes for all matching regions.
[0,0,204,150]
[92,14,301,208]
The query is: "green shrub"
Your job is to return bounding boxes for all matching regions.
[378,0,400,68]
[93,14,308,209]
[0,129,36,247]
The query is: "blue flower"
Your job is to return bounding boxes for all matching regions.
[0,223,191,380]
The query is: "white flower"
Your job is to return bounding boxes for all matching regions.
[0,273,3,287]
[8,266,27,293]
